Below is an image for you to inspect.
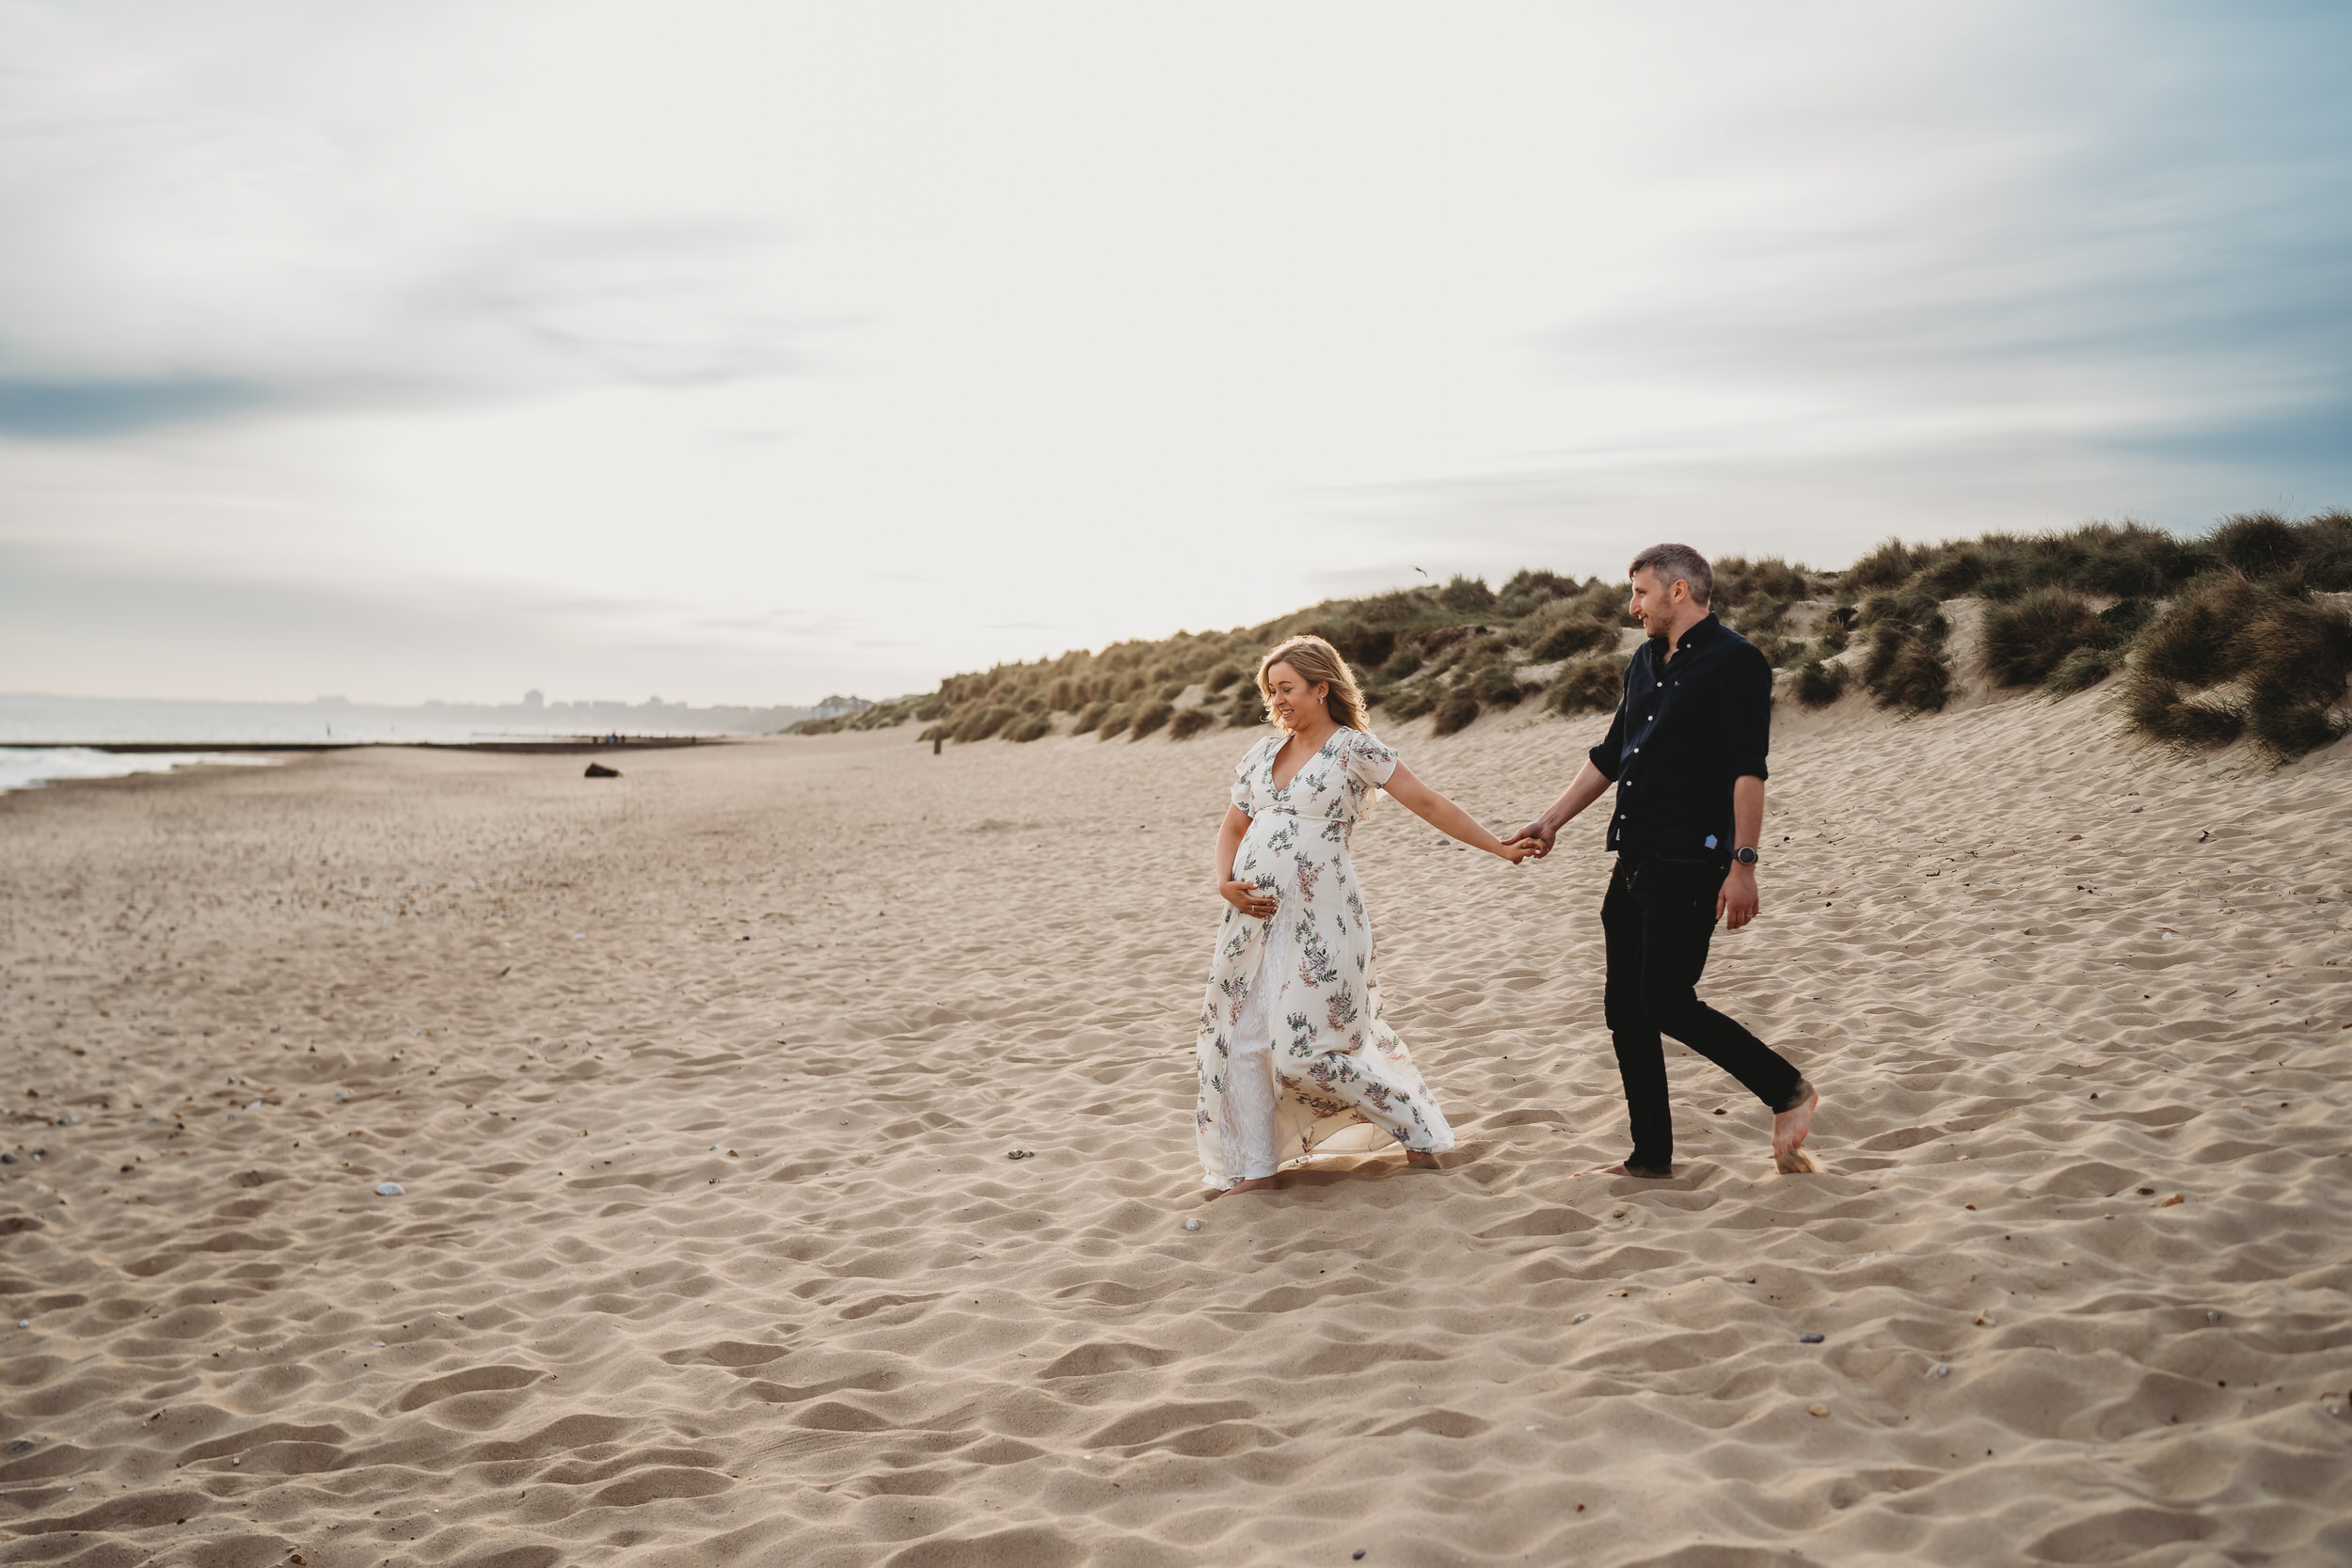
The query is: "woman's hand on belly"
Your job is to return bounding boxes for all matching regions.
[1220,879,1278,919]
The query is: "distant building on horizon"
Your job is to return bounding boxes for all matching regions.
[811,694,873,721]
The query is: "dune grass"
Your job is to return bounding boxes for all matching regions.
[1548,657,1623,716]
[1168,707,1219,741]
[2122,576,2352,759]
[2042,646,2120,695]
[1790,659,1850,708]
[1854,592,1953,714]
[1430,688,1481,736]
[1979,587,2118,687]
[812,510,2346,762]
[1128,698,1174,740]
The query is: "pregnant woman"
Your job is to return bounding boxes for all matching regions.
[1197,634,1536,1196]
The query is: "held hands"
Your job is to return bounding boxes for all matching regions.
[1494,836,1542,865]
[1504,821,1558,860]
[1220,879,1278,919]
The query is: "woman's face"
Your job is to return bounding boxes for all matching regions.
[1263,661,1329,732]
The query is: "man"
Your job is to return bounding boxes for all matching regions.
[1508,544,1820,1177]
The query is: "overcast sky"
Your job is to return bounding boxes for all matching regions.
[3,1,2346,705]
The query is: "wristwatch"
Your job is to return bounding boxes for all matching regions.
[1731,846,1759,866]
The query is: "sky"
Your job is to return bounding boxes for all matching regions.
[2,1,2347,707]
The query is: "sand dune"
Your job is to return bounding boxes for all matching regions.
[4,672,2349,1566]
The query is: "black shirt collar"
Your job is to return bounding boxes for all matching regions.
[1651,612,1724,658]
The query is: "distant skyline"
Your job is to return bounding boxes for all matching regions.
[3,2,2347,706]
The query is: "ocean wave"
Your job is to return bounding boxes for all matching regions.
[0,747,279,794]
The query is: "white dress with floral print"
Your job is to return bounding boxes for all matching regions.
[1195,727,1457,1188]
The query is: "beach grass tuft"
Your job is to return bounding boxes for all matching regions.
[1548,657,1622,716]
[1430,688,1481,736]
[1532,617,1614,661]
[1854,592,1953,714]
[1129,698,1175,739]
[1790,659,1850,709]
[2042,646,2119,696]
[1979,587,2118,687]
[1168,706,1218,741]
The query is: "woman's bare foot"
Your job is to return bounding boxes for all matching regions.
[1773,1082,1820,1174]
[1206,1175,1281,1200]
[1405,1149,1442,1170]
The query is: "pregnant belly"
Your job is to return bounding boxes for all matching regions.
[1234,820,1343,900]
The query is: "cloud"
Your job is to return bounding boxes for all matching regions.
[0,377,277,437]
[0,3,814,435]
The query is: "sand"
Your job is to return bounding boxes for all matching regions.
[4,664,2350,1567]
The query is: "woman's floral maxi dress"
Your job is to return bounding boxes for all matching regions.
[1195,727,1457,1187]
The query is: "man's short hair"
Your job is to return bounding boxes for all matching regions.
[1629,543,1712,605]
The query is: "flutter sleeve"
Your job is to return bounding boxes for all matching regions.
[1230,742,1264,813]
[1339,730,1401,791]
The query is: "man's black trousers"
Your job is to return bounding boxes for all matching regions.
[1600,854,1802,1172]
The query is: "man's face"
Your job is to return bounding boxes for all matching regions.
[1627,567,1689,638]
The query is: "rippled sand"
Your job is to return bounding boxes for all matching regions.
[4,673,2349,1566]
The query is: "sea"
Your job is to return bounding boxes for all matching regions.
[0,692,820,793]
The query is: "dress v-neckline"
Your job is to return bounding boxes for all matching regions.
[1269,729,1342,793]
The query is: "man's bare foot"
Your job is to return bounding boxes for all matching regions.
[1773,1082,1820,1174]
[1206,1175,1281,1200]
[1577,1162,1671,1178]
[1405,1149,1442,1170]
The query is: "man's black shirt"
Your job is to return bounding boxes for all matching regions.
[1586,612,1772,859]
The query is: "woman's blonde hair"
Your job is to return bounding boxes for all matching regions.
[1256,635,1371,733]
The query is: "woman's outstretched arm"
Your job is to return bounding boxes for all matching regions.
[1214,805,1278,915]
[1379,764,1538,863]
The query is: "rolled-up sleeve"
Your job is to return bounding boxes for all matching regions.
[1722,645,1772,781]
[1586,689,1629,781]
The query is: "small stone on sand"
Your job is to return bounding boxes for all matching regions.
[1807,1403,1829,1418]
[375,1181,405,1196]
[1927,1363,1951,1379]
[1800,1333,1825,1343]
[1184,1217,1200,1231]
[2160,1193,2185,1207]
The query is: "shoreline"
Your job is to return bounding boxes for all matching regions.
[1,736,730,753]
